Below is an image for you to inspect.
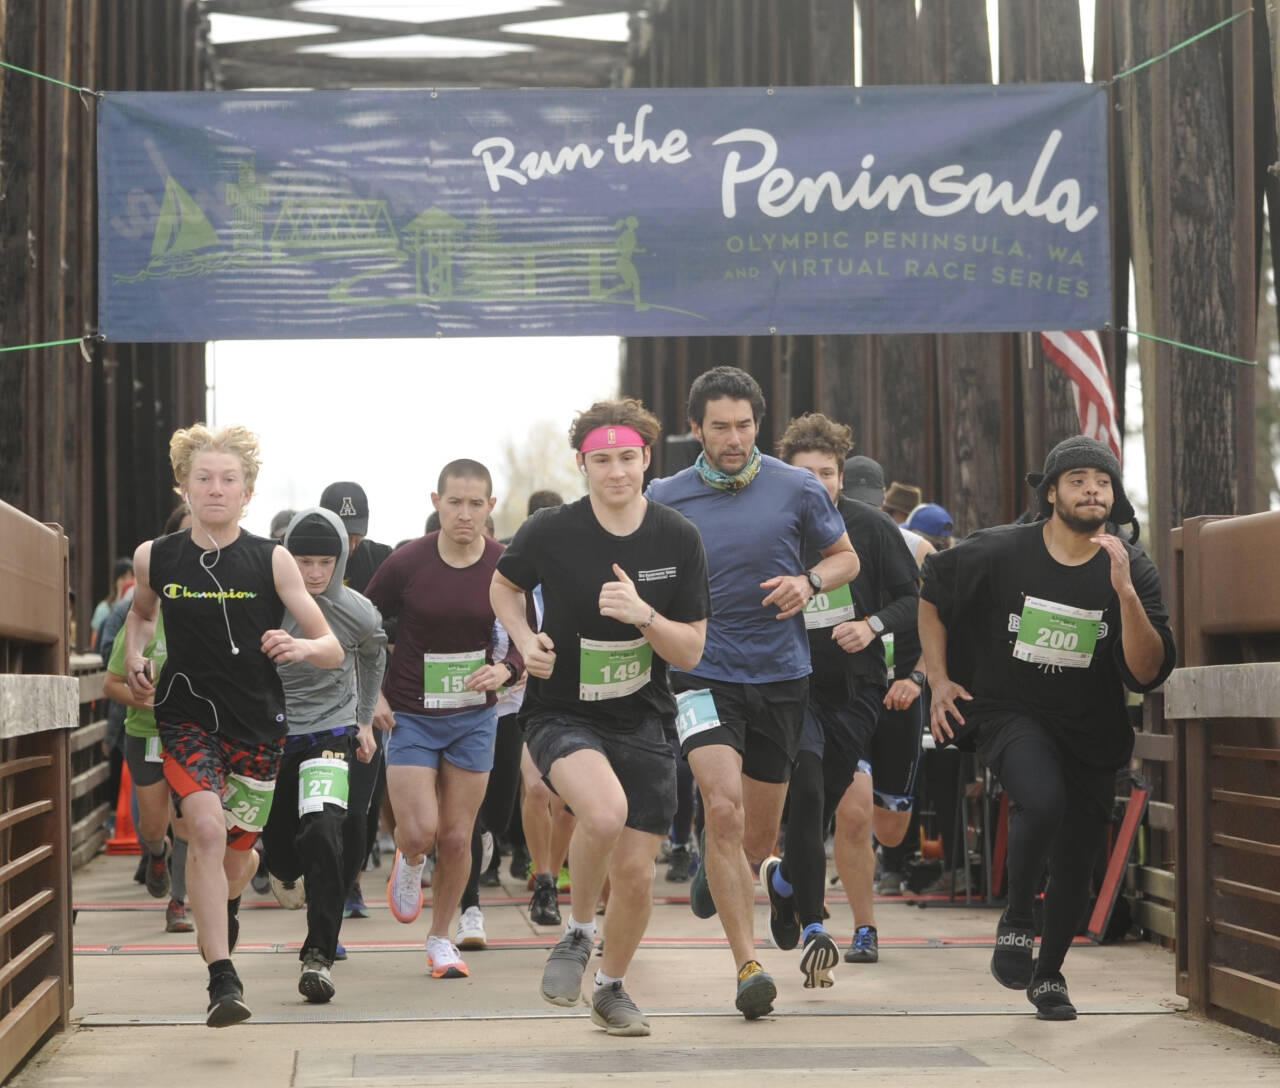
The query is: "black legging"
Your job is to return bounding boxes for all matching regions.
[342,729,384,896]
[988,724,1110,977]
[778,750,828,928]
[669,734,695,845]
[460,713,524,911]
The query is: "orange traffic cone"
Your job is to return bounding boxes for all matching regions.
[105,761,141,855]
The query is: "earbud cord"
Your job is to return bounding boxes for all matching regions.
[191,512,241,656]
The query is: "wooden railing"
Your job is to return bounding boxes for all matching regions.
[1165,513,1280,1042]
[0,501,78,1081]
[68,655,112,869]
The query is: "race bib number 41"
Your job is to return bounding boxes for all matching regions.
[579,637,653,701]
[803,583,856,630]
[423,652,486,709]
[674,688,721,746]
[1012,595,1103,669]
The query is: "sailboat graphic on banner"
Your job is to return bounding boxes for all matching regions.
[116,176,227,282]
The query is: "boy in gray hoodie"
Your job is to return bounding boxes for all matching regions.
[261,507,387,1002]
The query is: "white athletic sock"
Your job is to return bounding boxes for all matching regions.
[594,970,623,990]
[564,917,596,940]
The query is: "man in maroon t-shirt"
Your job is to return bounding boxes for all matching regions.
[365,459,524,981]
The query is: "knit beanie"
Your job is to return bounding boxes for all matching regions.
[286,512,343,557]
[1025,436,1135,525]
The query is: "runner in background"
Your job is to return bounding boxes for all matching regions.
[365,460,523,981]
[260,508,386,1003]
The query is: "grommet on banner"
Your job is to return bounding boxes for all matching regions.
[766,86,775,96]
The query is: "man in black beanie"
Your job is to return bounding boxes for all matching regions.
[917,436,1175,1020]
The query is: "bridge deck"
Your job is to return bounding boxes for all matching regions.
[13,853,1279,1086]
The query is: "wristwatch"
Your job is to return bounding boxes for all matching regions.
[501,660,520,684]
[866,614,885,636]
[805,569,823,593]
[909,669,926,686]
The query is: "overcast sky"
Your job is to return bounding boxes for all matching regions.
[209,337,620,544]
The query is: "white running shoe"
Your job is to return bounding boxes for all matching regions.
[425,935,469,979]
[456,905,487,950]
[387,850,425,923]
[270,873,306,910]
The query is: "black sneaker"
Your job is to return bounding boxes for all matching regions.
[759,856,799,950]
[529,874,562,926]
[206,963,251,1027]
[800,928,839,989]
[250,854,270,895]
[539,929,593,1006]
[844,924,878,963]
[590,981,650,1036]
[144,841,171,899]
[991,913,1036,989]
[509,843,531,879]
[689,827,717,919]
[665,844,691,883]
[298,948,335,1004]
[734,959,776,1020]
[1028,971,1077,1020]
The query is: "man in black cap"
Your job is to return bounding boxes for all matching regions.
[842,455,885,506]
[319,482,392,595]
[918,436,1175,1021]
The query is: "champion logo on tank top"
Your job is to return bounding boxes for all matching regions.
[163,583,259,601]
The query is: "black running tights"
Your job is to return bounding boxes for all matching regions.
[779,749,828,929]
[991,727,1109,977]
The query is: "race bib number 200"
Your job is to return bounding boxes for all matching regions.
[1012,595,1102,668]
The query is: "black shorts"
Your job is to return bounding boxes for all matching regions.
[158,721,284,851]
[123,732,167,788]
[523,708,676,836]
[670,673,807,785]
[974,710,1115,822]
[799,678,881,795]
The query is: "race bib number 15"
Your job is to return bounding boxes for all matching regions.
[423,652,486,709]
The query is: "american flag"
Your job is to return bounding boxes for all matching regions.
[1040,330,1121,460]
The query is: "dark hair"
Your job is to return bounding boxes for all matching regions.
[527,489,564,515]
[777,412,853,465]
[161,503,190,536]
[568,397,661,450]
[111,556,135,580]
[425,511,441,534]
[687,366,766,428]
[436,458,492,497]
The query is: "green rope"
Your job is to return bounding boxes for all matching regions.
[0,59,99,97]
[1109,8,1252,83]
[1119,327,1255,367]
[0,337,87,355]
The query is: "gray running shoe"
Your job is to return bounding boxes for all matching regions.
[298,948,335,1004]
[144,840,171,899]
[590,981,651,1036]
[539,929,593,1006]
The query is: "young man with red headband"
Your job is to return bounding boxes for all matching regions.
[491,399,710,1037]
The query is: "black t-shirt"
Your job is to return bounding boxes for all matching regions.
[920,521,1175,767]
[806,496,920,691]
[345,538,393,594]
[497,497,711,728]
[149,528,287,744]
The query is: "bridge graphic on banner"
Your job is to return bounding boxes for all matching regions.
[115,161,702,318]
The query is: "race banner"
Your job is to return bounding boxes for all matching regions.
[97,84,1109,341]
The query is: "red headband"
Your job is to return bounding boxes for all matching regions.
[579,425,646,452]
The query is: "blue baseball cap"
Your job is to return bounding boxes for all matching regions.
[905,502,954,537]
